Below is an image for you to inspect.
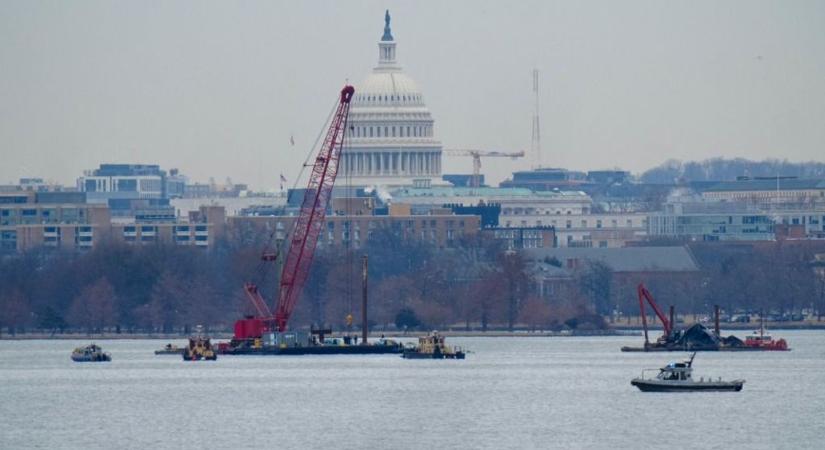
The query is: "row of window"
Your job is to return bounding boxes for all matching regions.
[351,124,432,138]
[503,218,645,228]
[356,93,422,104]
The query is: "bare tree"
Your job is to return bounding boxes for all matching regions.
[67,278,117,334]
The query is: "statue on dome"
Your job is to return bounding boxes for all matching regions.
[382,9,393,41]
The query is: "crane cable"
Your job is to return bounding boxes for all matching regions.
[250,98,341,286]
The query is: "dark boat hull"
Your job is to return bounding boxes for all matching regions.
[71,354,111,362]
[631,379,744,392]
[154,349,184,355]
[402,351,465,359]
[224,344,403,355]
[621,345,779,352]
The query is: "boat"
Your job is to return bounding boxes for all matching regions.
[154,343,184,355]
[71,344,111,362]
[401,331,465,359]
[631,353,744,392]
[743,314,789,351]
[218,327,404,355]
[182,327,217,361]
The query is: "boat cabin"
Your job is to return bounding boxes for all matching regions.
[658,362,693,381]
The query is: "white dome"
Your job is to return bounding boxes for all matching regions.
[338,10,447,189]
[353,71,425,107]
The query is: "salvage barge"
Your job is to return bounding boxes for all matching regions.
[621,283,790,352]
[217,319,403,355]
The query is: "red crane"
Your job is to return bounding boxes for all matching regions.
[238,84,355,337]
[637,282,672,345]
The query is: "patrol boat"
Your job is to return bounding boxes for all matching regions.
[631,353,744,392]
[71,344,111,362]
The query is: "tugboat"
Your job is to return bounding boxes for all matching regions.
[182,327,217,361]
[154,343,184,355]
[71,344,111,362]
[744,313,789,351]
[631,353,744,392]
[402,331,465,359]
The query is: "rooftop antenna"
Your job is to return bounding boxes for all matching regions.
[531,68,541,170]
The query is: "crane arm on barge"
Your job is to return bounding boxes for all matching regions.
[240,84,355,336]
[637,282,672,345]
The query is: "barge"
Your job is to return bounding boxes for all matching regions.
[621,283,790,352]
[217,320,403,356]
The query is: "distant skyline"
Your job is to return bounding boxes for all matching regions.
[2,0,824,190]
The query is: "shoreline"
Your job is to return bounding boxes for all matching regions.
[3,324,824,340]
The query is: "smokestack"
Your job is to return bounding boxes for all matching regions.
[714,305,721,337]
[362,255,368,345]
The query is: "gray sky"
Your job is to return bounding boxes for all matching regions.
[2,0,824,189]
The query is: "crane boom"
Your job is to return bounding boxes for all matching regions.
[242,84,355,333]
[637,282,672,344]
[274,84,355,331]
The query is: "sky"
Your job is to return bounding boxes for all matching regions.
[1,0,824,190]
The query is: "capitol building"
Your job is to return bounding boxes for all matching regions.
[340,11,446,189]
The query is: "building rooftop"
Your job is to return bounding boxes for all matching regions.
[523,246,700,272]
[705,178,825,192]
[391,186,589,199]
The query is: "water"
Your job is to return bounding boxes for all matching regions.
[1,331,824,449]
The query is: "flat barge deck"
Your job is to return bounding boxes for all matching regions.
[222,343,403,355]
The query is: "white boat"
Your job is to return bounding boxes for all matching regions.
[631,353,744,392]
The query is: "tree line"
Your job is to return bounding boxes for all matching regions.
[2,231,823,336]
[0,231,604,336]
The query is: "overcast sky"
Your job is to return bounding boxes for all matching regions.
[1,0,824,189]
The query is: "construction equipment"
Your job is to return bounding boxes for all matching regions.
[443,148,525,188]
[637,282,672,346]
[240,84,355,335]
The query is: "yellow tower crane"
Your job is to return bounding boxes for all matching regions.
[443,149,526,189]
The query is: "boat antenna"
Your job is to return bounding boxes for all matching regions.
[687,352,697,367]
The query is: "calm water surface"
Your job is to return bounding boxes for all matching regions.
[1,331,824,449]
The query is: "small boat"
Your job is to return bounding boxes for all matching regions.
[744,314,789,351]
[631,353,744,392]
[402,331,465,359]
[71,344,111,362]
[154,343,184,355]
[182,327,217,361]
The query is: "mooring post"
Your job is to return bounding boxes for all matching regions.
[362,254,368,345]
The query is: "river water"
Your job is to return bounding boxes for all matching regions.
[1,331,824,449]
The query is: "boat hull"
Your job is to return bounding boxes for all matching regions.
[223,344,403,356]
[154,349,185,355]
[631,379,744,392]
[402,351,465,359]
[71,354,111,362]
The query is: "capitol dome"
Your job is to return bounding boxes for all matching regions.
[340,10,445,189]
